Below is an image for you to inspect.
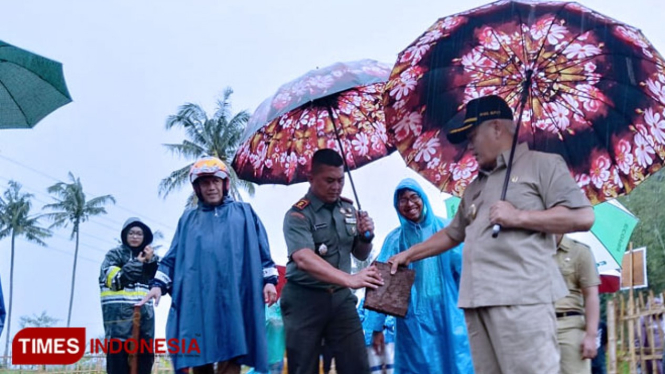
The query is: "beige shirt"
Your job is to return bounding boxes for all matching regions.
[447,143,591,308]
[555,236,601,313]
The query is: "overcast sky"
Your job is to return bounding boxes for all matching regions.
[1,0,663,352]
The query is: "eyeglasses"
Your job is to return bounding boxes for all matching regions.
[127,231,144,237]
[398,194,422,206]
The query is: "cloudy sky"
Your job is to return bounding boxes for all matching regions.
[1,0,663,353]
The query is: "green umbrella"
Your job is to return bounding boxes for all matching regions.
[0,40,72,129]
[443,196,638,272]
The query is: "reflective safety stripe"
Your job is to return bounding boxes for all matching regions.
[263,267,278,278]
[154,270,171,286]
[100,285,150,304]
[101,290,149,298]
[105,266,121,288]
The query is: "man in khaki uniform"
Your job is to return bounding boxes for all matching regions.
[389,95,595,374]
[281,149,383,374]
[555,235,600,374]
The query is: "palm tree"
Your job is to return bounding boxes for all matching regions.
[19,311,59,328]
[159,87,255,203]
[0,181,52,367]
[43,172,115,327]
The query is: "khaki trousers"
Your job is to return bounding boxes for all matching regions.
[464,303,560,374]
[557,315,591,374]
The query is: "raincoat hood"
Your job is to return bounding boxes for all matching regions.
[394,178,437,226]
[120,217,153,255]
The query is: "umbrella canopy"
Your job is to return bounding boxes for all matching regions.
[233,59,394,186]
[0,40,72,129]
[445,196,638,272]
[383,0,665,204]
[598,270,621,294]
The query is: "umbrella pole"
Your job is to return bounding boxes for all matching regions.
[327,108,363,210]
[327,107,372,239]
[492,70,533,238]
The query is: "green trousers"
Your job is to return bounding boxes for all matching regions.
[281,282,369,374]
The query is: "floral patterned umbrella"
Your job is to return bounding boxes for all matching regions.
[233,59,394,208]
[383,0,665,205]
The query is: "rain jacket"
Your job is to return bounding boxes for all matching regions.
[99,218,158,341]
[153,195,277,372]
[364,178,474,374]
[0,274,5,337]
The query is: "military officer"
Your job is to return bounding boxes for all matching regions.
[281,148,383,374]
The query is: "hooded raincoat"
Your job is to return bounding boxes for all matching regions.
[364,178,474,374]
[99,217,158,342]
[154,195,277,372]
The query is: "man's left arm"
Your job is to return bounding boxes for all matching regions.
[579,244,601,359]
[491,154,594,234]
[581,285,600,359]
[250,206,278,305]
[352,211,374,261]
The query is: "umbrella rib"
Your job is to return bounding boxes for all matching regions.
[516,2,531,78]
[529,93,570,142]
[535,19,637,73]
[487,28,526,78]
[459,63,522,83]
[532,2,570,72]
[548,52,664,77]
[0,78,29,123]
[553,81,664,162]
[429,81,521,96]
[0,59,71,98]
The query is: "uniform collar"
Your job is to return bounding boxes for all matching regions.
[306,190,340,212]
[558,236,574,253]
[479,142,530,176]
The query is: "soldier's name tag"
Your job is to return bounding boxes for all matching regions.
[314,223,328,230]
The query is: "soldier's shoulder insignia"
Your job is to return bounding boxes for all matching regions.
[293,198,310,210]
[340,196,354,205]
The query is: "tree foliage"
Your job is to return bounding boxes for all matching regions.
[618,169,665,293]
[159,87,255,204]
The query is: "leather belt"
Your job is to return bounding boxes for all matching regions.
[556,311,583,318]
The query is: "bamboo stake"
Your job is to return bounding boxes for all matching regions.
[637,293,647,371]
[131,306,141,374]
[627,242,637,374]
[608,298,617,374]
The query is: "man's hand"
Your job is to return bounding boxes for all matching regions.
[137,287,162,307]
[264,283,278,306]
[138,245,154,263]
[489,200,523,228]
[357,211,374,237]
[371,331,385,355]
[581,333,598,359]
[388,251,411,274]
[346,265,383,289]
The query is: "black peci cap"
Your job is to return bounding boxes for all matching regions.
[446,95,514,144]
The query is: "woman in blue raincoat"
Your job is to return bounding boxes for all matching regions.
[364,178,473,374]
